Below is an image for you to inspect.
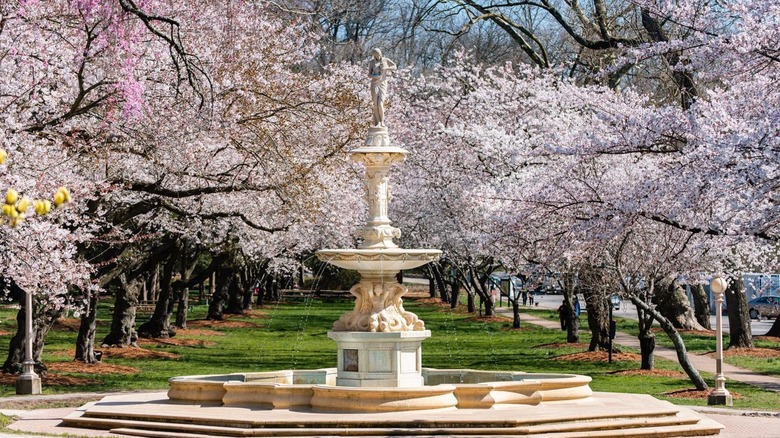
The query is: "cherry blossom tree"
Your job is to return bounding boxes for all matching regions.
[1,0,368,366]
[387,1,780,378]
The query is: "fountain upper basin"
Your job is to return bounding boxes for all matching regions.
[316,248,442,272]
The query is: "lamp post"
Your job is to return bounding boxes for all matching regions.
[707,276,732,406]
[16,290,41,395]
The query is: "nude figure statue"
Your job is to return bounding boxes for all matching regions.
[368,48,397,127]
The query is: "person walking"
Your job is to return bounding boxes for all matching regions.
[557,300,567,330]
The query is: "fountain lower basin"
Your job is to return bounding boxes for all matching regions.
[168,368,592,412]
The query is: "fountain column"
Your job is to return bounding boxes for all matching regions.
[317,127,441,387]
[319,126,440,387]
[317,50,441,387]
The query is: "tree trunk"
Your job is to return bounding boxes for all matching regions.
[256,272,267,307]
[511,298,520,329]
[637,304,655,370]
[467,292,475,313]
[655,279,705,331]
[264,273,278,302]
[297,259,304,289]
[2,293,62,375]
[226,271,245,314]
[483,294,495,317]
[725,276,754,349]
[558,271,580,343]
[174,247,205,329]
[137,253,177,339]
[102,274,140,347]
[174,284,189,329]
[241,266,254,311]
[583,287,611,351]
[3,304,27,374]
[766,314,780,337]
[632,296,708,390]
[440,267,451,304]
[639,329,656,370]
[207,266,232,320]
[149,264,160,302]
[450,281,460,309]
[75,291,100,363]
[690,283,711,330]
[471,270,494,316]
[429,263,448,303]
[640,8,698,110]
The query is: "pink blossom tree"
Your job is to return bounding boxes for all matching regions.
[1,0,368,366]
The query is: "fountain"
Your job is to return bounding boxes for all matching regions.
[316,124,440,389]
[59,50,723,437]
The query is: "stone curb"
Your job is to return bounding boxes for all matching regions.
[689,406,780,417]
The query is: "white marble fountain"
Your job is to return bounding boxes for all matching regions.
[59,51,723,437]
[316,124,441,389]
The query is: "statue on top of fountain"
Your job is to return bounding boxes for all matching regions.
[368,48,396,128]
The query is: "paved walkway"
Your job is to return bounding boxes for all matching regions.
[2,393,780,437]
[497,307,780,393]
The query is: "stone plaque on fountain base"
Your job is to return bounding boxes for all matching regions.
[328,330,431,388]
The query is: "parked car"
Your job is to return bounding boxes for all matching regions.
[610,294,621,310]
[748,295,780,320]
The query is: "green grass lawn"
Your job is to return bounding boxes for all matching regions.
[1,298,778,411]
[523,307,780,379]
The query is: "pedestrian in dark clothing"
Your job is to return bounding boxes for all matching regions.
[557,301,567,331]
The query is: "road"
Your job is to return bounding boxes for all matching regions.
[508,293,775,336]
[405,276,776,335]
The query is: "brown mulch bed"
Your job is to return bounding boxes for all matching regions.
[100,346,180,360]
[416,297,448,306]
[53,347,180,360]
[177,328,224,337]
[501,326,535,332]
[755,335,780,342]
[226,309,268,319]
[404,288,431,297]
[188,319,263,329]
[53,317,109,331]
[464,316,507,323]
[663,388,742,399]
[679,329,717,337]
[536,342,590,349]
[651,327,715,337]
[53,318,82,332]
[138,337,215,347]
[415,298,458,312]
[47,361,139,375]
[704,347,780,358]
[611,369,686,378]
[553,351,641,363]
[0,372,99,387]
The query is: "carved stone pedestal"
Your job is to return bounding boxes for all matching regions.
[328,330,430,387]
[332,276,424,332]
